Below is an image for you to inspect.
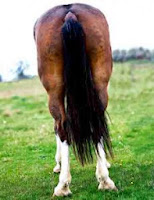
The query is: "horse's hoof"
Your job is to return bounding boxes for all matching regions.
[53,165,61,173]
[53,187,72,197]
[53,182,72,197]
[98,178,118,191]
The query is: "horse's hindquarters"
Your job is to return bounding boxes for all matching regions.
[34,3,114,197]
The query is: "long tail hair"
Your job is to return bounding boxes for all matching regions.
[62,17,112,165]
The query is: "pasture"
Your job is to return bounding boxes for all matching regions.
[0,63,153,200]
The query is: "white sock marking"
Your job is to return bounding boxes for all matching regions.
[54,140,72,196]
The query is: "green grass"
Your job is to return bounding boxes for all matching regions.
[0,63,154,200]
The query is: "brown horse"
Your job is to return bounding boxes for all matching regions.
[34,3,117,197]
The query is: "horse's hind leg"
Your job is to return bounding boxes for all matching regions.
[35,9,72,196]
[46,84,72,196]
[38,58,72,196]
[48,84,72,197]
[89,48,116,190]
[53,134,61,173]
[96,142,117,191]
[54,140,72,196]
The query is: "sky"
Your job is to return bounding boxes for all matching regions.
[0,0,154,80]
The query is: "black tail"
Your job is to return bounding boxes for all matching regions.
[62,18,112,165]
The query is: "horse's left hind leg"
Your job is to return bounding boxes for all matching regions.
[53,140,72,196]
[47,90,72,196]
[53,134,61,173]
[38,65,72,196]
[96,142,117,191]
[47,91,72,197]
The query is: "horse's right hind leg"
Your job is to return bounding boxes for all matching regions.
[96,142,117,191]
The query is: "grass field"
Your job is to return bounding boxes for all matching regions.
[0,63,154,200]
